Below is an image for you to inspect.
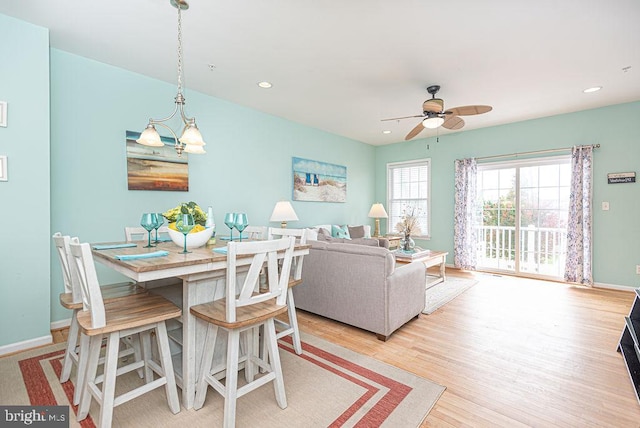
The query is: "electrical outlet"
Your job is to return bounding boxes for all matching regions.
[637,265,640,275]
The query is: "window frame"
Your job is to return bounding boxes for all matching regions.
[386,158,431,239]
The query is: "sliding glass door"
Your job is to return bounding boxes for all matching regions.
[476,156,571,279]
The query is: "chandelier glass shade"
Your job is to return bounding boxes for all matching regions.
[137,0,206,157]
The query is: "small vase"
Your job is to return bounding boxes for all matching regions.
[400,235,415,252]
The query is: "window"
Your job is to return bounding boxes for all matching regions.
[387,159,430,238]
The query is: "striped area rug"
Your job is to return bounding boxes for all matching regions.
[1,332,444,427]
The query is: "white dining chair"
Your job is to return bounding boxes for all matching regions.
[267,227,307,355]
[53,232,147,405]
[70,238,181,428]
[190,236,296,428]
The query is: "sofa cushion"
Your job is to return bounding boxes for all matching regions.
[350,237,379,247]
[348,225,365,239]
[331,224,351,239]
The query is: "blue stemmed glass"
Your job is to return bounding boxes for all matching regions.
[176,213,195,253]
[153,213,164,243]
[234,213,249,242]
[140,213,157,248]
[224,213,236,241]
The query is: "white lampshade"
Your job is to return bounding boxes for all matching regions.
[368,203,388,218]
[179,124,206,146]
[270,201,299,226]
[183,144,206,154]
[136,125,164,147]
[422,116,445,129]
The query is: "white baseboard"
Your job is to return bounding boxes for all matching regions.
[0,334,53,356]
[593,282,637,292]
[50,318,72,330]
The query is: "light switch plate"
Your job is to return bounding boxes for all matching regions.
[0,156,6,181]
[0,101,6,127]
[602,202,609,211]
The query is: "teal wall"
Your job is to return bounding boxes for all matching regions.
[49,49,375,323]
[375,101,640,288]
[0,15,51,346]
[2,11,638,348]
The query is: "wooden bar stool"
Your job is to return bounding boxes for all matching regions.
[190,236,296,428]
[53,232,147,405]
[267,227,308,355]
[69,238,181,428]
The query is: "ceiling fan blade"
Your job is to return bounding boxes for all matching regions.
[446,105,492,116]
[381,114,423,122]
[405,122,425,140]
[442,115,465,130]
[422,98,444,113]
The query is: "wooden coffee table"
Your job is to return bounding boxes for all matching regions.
[395,249,448,287]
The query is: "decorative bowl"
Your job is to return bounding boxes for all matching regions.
[167,227,214,249]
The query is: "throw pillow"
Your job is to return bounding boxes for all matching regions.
[348,225,365,239]
[331,224,351,239]
[316,228,331,241]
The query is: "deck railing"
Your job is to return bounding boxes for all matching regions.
[475,225,567,277]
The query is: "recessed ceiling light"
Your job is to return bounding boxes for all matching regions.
[583,86,602,93]
[257,81,272,89]
[382,130,392,134]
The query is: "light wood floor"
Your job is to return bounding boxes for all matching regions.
[52,270,640,427]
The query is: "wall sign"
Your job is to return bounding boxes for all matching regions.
[607,172,636,184]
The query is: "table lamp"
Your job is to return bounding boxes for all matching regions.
[368,203,388,238]
[270,201,299,228]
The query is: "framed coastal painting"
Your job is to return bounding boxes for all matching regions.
[292,157,346,202]
[125,130,189,191]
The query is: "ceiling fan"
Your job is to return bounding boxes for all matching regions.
[382,85,492,141]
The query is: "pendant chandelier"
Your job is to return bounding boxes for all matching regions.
[136,0,206,157]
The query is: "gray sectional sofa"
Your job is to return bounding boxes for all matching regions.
[293,239,426,340]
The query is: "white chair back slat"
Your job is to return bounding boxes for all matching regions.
[237,252,267,302]
[243,225,268,240]
[267,227,307,280]
[69,238,106,329]
[125,226,170,242]
[53,232,83,303]
[225,236,295,322]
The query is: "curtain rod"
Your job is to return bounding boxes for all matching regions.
[471,143,600,162]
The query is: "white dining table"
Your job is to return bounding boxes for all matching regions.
[91,239,310,409]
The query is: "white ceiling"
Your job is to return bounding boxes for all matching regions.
[2,0,639,145]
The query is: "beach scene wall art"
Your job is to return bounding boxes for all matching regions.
[126,130,189,191]
[292,157,346,202]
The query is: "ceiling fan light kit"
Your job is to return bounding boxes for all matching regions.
[381,84,492,141]
[422,116,444,129]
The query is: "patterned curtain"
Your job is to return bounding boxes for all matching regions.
[564,146,593,285]
[454,158,478,270]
